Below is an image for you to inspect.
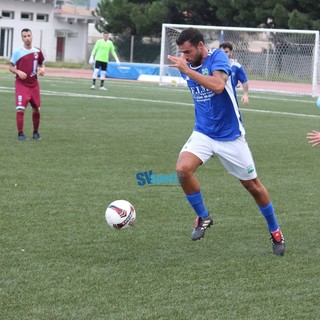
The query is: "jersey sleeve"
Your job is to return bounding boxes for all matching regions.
[210,49,231,76]
[10,49,20,65]
[238,66,248,84]
[36,48,45,65]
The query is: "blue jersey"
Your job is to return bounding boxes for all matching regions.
[181,49,245,141]
[230,61,248,88]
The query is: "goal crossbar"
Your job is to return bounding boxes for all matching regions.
[160,24,320,96]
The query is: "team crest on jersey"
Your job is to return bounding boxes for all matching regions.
[34,52,38,59]
[202,68,209,75]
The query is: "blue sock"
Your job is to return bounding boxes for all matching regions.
[186,191,208,218]
[258,202,279,232]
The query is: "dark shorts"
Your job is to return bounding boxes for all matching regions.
[15,80,41,111]
[94,60,108,71]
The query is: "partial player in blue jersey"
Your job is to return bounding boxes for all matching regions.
[220,42,249,105]
[167,28,285,256]
[307,130,320,147]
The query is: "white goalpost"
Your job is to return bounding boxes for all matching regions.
[160,23,320,96]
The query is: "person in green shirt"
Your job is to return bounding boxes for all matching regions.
[89,31,120,90]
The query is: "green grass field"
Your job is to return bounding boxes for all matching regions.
[1,73,320,320]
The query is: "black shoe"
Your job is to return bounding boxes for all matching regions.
[32,132,41,141]
[191,215,213,241]
[270,229,286,256]
[18,132,27,141]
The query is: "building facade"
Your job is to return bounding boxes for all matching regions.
[0,0,98,62]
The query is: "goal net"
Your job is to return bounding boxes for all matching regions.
[160,24,320,96]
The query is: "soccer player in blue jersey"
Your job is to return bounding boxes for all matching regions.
[168,28,285,255]
[220,42,249,105]
[9,28,45,141]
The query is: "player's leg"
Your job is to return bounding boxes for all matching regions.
[91,61,100,89]
[16,110,25,140]
[229,138,281,233]
[240,178,285,255]
[176,131,214,240]
[31,108,41,140]
[15,82,29,140]
[240,178,279,230]
[217,136,285,255]
[99,62,108,90]
[30,84,41,140]
[176,151,203,196]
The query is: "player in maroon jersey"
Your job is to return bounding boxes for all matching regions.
[9,28,45,141]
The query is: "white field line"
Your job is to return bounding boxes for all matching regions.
[1,86,320,119]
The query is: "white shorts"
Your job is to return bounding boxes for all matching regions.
[180,131,257,180]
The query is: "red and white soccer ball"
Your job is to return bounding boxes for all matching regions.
[105,200,136,230]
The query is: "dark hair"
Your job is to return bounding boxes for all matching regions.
[21,28,32,34]
[219,42,233,51]
[176,28,204,47]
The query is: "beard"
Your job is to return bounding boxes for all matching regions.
[188,50,203,67]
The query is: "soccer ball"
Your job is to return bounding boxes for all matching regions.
[105,200,136,230]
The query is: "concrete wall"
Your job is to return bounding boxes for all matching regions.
[0,0,95,62]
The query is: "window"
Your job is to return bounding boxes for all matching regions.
[1,10,14,19]
[0,28,13,58]
[21,12,33,20]
[36,14,49,22]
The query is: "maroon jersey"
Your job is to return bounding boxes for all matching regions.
[10,46,45,87]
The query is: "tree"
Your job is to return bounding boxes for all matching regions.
[93,0,320,63]
[288,9,310,29]
[130,1,168,36]
[207,0,237,26]
[94,0,167,36]
[296,0,320,24]
[272,4,289,28]
[94,0,136,35]
[94,0,320,38]
[169,0,219,26]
